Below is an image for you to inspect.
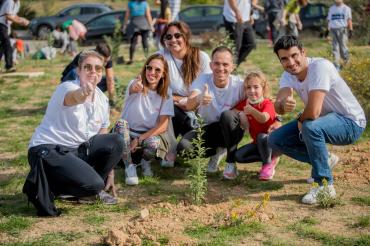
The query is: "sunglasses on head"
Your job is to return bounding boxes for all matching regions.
[164,32,183,41]
[83,64,103,74]
[145,65,162,74]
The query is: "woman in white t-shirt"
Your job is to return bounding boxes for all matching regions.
[25,50,124,216]
[113,54,174,186]
[157,21,212,166]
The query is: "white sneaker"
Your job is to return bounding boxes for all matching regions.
[207,147,227,173]
[141,159,153,177]
[307,153,340,184]
[301,184,336,204]
[223,162,239,180]
[125,164,139,185]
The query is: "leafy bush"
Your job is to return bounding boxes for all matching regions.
[341,56,370,119]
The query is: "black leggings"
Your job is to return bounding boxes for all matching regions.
[27,134,124,197]
[177,110,244,163]
[129,30,149,61]
[172,105,197,137]
[234,133,272,164]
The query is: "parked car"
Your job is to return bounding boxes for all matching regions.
[29,3,113,39]
[82,10,159,45]
[178,5,224,35]
[178,3,328,38]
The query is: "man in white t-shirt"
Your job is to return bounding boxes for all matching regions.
[269,35,366,204]
[327,0,353,70]
[0,0,29,72]
[177,46,245,180]
[223,0,256,66]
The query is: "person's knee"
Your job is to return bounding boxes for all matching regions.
[111,133,125,154]
[267,131,280,151]
[301,120,320,138]
[82,177,104,195]
[220,110,238,124]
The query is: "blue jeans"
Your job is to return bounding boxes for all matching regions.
[268,112,364,184]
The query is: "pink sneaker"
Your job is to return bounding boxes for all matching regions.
[259,156,279,181]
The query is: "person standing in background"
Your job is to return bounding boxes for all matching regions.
[264,0,285,43]
[327,0,353,70]
[0,0,29,72]
[169,0,181,21]
[279,0,307,38]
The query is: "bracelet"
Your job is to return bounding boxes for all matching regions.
[275,115,283,122]
[296,112,303,123]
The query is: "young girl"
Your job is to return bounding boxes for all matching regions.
[113,54,174,185]
[234,71,280,180]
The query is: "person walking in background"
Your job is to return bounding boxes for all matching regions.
[279,0,307,38]
[0,0,29,72]
[123,0,154,64]
[223,0,256,66]
[327,0,353,70]
[264,0,285,43]
[169,0,181,21]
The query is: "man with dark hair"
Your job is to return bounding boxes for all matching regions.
[223,0,256,66]
[269,35,366,204]
[61,43,116,105]
[0,0,29,72]
[178,46,245,180]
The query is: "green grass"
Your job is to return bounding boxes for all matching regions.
[83,214,106,226]
[0,215,33,236]
[4,231,85,246]
[351,196,370,206]
[289,219,370,246]
[352,216,370,228]
[185,221,264,245]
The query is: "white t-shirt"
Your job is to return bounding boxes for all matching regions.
[121,80,174,132]
[190,73,245,125]
[280,58,366,128]
[158,49,211,97]
[327,4,352,29]
[29,80,110,148]
[0,0,20,29]
[223,0,251,23]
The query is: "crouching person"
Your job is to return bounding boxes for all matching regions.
[24,50,124,216]
[113,54,174,186]
[269,35,366,204]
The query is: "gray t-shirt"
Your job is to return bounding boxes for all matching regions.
[190,73,245,125]
[280,57,366,128]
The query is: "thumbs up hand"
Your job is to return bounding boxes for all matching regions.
[243,100,255,115]
[283,88,296,112]
[131,75,144,94]
[80,80,94,98]
[201,84,213,106]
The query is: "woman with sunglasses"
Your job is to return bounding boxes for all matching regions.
[25,50,124,216]
[113,54,174,185]
[157,21,212,167]
[123,0,154,64]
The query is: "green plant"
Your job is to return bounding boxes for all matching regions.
[181,116,208,204]
[103,21,122,65]
[352,215,370,228]
[351,196,370,206]
[341,56,370,119]
[316,180,342,208]
[0,215,32,236]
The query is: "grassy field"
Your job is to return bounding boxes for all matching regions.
[0,37,369,245]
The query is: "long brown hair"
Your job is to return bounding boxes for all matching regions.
[160,21,201,88]
[140,54,170,99]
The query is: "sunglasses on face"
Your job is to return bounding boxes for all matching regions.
[82,64,103,74]
[164,32,183,41]
[146,65,163,74]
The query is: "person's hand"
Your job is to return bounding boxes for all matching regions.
[297,121,302,131]
[239,111,249,130]
[80,80,94,97]
[201,84,213,106]
[20,17,29,26]
[348,29,353,39]
[283,89,296,112]
[268,121,282,133]
[104,170,117,197]
[130,75,144,93]
[174,97,188,111]
[280,18,286,27]
[243,101,255,115]
[236,12,243,24]
[130,138,139,152]
[297,21,303,31]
